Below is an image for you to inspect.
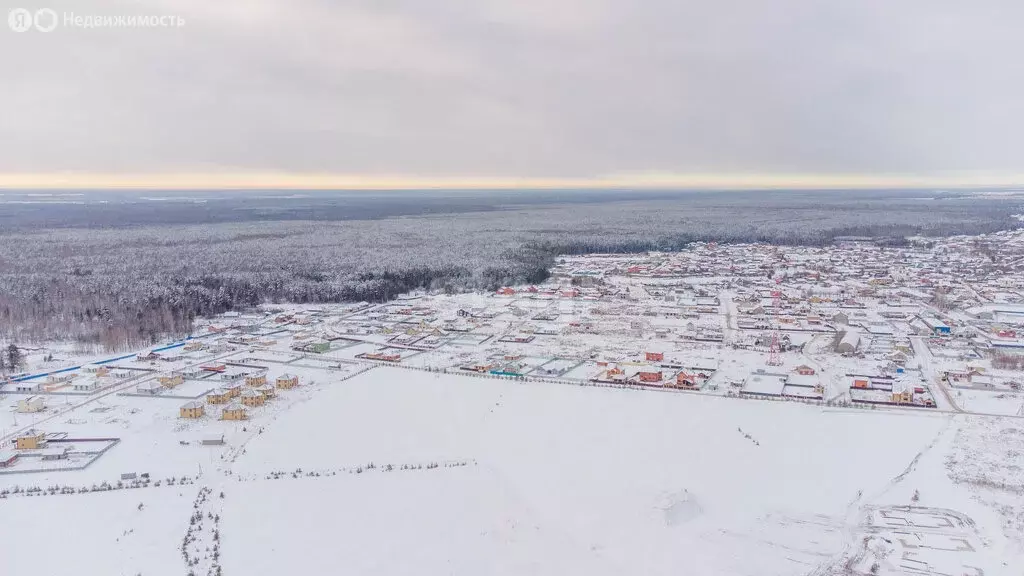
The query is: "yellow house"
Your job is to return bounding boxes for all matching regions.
[245,372,267,387]
[16,430,46,450]
[179,401,205,419]
[240,389,265,407]
[891,390,913,404]
[276,374,299,389]
[220,403,248,421]
[207,389,231,404]
[224,383,243,398]
[256,385,276,399]
[158,373,184,388]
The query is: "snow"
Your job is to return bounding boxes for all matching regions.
[225,367,954,575]
[0,487,193,576]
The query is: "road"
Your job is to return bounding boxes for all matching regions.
[910,335,963,413]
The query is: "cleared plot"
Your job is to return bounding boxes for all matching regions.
[232,367,947,575]
[950,389,1023,415]
[0,487,192,576]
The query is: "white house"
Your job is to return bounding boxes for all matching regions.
[46,372,75,384]
[15,381,42,393]
[17,395,45,413]
[73,378,101,392]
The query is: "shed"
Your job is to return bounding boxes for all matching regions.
[40,446,70,461]
[202,434,225,446]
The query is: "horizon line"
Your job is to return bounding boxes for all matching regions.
[2,172,1024,190]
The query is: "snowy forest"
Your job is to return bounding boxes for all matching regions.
[0,189,1019,351]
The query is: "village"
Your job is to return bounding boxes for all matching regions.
[3,229,1024,477]
[1,229,1024,576]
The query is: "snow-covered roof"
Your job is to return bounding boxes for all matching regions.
[839,330,861,349]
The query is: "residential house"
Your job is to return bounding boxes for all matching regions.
[15,430,46,450]
[14,381,42,393]
[672,372,703,389]
[220,403,248,421]
[82,364,110,376]
[206,389,232,405]
[157,373,184,388]
[220,371,245,382]
[645,351,664,362]
[638,370,663,383]
[240,389,265,407]
[891,376,914,404]
[17,395,44,413]
[245,372,268,387]
[179,401,205,419]
[46,372,75,385]
[179,366,204,379]
[794,365,816,376]
[276,374,299,389]
[73,379,100,392]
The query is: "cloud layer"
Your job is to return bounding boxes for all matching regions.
[3,0,1023,178]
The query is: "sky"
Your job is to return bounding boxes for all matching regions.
[2,0,1024,188]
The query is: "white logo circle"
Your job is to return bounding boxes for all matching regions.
[33,8,58,32]
[8,8,33,32]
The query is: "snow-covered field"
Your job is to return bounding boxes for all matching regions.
[223,368,966,576]
[1,486,193,576]
[2,362,1022,575]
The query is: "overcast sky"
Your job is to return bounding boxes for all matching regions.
[2,0,1023,181]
